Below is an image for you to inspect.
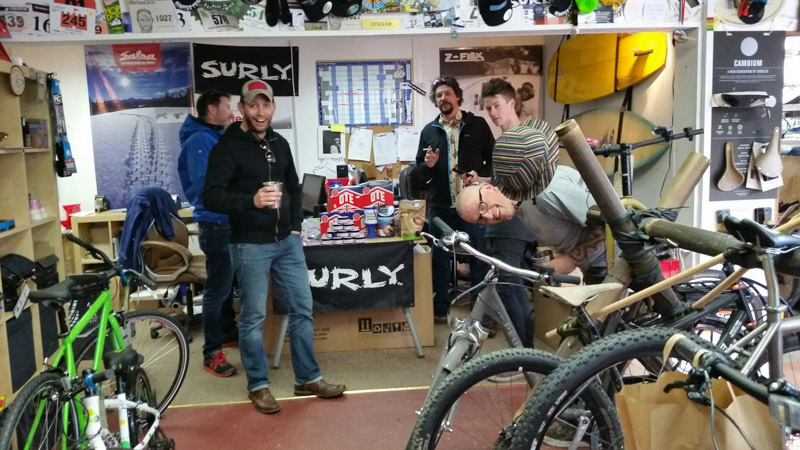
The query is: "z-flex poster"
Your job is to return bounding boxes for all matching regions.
[85,43,192,209]
[439,46,544,138]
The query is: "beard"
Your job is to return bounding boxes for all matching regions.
[244,115,269,134]
[438,101,454,116]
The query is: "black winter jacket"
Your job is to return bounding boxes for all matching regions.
[414,111,494,208]
[203,125,302,243]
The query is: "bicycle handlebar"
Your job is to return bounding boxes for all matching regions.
[671,335,770,403]
[433,217,454,236]
[64,230,158,289]
[590,127,704,157]
[642,218,800,276]
[423,224,581,286]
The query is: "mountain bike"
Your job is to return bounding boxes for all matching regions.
[0,231,187,449]
[510,215,800,449]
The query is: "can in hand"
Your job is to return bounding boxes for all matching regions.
[262,181,283,209]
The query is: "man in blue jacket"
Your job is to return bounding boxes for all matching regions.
[178,89,237,377]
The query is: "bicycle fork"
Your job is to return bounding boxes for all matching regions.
[82,370,132,449]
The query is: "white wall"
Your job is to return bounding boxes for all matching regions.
[6,44,97,216]
[540,33,701,223]
[7,34,544,214]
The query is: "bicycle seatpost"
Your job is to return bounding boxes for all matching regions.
[555,119,683,318]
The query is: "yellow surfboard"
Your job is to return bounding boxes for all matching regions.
[548,32,668,104]
[558,109,669,176]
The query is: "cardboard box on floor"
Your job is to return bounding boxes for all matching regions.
[533,290,573,349]
[264,246,433,354]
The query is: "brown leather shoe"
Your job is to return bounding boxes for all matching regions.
[294,379,346,398]
[248,388,281,414]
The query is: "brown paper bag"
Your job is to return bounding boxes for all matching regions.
[399,199,426,240]
[616,371,782,449]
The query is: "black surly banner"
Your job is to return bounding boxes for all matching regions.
[273,241,415,314]
[192,43,299,96]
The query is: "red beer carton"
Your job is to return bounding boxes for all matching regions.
[328,186,365,213]
[320,211,365,234]
[360,184,394,209]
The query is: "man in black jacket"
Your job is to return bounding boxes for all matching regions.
[414,76,495,322]
[203,80,345,415]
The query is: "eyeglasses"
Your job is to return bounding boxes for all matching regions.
[476,184,498,225]
[260,141,276,163]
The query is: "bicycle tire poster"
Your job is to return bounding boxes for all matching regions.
[709,31,785,201]
[85,43,192,209]
[439,46,543,138]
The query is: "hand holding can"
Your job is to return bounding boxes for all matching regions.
[255,181,283,209]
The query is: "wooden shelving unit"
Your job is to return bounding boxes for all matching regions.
[0,61,65,403]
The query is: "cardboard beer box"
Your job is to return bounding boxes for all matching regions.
[360,183,394,209]
[328,186,365,213]
[319,211,365,235]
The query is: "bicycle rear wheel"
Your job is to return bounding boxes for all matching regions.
[75,310,189,413]
[0,372,80,450]
[408,348,621,450]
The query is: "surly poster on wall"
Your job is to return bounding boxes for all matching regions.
[85,43,192,208]
[439,46,544,137]
[710,31,785,201]
[192,43,298,130]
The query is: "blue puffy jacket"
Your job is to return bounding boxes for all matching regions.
[178,115,227,223]
[119,187,178,273]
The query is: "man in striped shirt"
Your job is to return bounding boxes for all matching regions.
[456,78,605,276]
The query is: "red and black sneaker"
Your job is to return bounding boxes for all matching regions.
[203,351,236,377]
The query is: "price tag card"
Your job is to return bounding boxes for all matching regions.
[26,3,50,35]
[175,10,193,31]
[50,2,96,34]
[197,7,238,31]
[279,9,305,31]
[0,5,31,35]
[129,0,177,33]
[13,284,30,319]
[240,1,273,32]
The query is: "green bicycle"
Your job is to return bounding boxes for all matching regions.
[0,230,189,449]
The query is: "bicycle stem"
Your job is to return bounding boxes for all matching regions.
[555,119,682,318]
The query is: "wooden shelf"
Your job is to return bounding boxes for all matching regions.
[80,258,107,265]
[1,21,701,44]
[0,225,27,240]
[0,60,64,400]
[30,216,57,228]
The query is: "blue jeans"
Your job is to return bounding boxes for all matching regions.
[488,237,533,348]
[198,222,237,357]
[428,207,487,317]
[229,234,323,392]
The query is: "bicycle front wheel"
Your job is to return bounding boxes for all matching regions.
[76,310,189,413]
[408,348,621,450]
[0,372,80,450]
[510,327,722,450]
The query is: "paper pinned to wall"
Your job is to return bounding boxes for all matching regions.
[397,128,420,161]
[347,128,373,161]
[373,132,398,166]
[313,157,346,178]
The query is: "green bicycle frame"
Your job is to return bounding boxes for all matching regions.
[23,287,126,450]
